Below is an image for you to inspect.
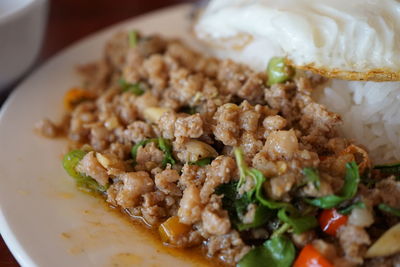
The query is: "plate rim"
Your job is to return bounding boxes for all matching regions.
[0,4,191,267]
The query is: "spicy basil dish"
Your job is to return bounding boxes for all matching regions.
[37,31,400,267]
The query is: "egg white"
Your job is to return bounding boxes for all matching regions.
[195,0,400,81]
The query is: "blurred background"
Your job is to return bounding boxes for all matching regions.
[0,0,196,266]
[0,0,198,105]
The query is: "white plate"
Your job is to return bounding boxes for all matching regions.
[0,4,212,267]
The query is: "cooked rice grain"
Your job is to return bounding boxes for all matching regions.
[315,80,400,163]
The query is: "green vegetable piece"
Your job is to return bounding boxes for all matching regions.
[233,147,291,210]
[215,181,238,204]
[157,137,176,167]
[62,150,107,193]
[189,157,213,167]
[216,181,273,230]
[234,148,248,189]
[128,30,138,48]
[251,168,294,211]
[378,204,400,217]
[277,209,318,234]
[305,161,360,209]
[339,201,366,215]
[374,162,400,180]
[266,57,294,86]
[119,79,144,96]
[237,205,273,231]
[63,150,87,179]
[302,167,321,190]
[233,147,317,233]
[237,236,295,267]
[180,106,197,115]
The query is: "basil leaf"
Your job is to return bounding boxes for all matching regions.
[216,181,273,230]
[233,147,315,233]
[277,209,318,234]
[251,168,294,211]
[180,105,197,115]
[215,181,238,203]
[237,205,273,231]
[302,167,320,190]
[233,147,293,211]
[119,79,144,95]
[378,204,400,217]
[157,137,176,167]
[189,157,213,166]
[339,201,366,215]
[237,236,295,267]
[128,30,138,48]
[305,161,360,209]
[62,150,107,193]
[374,162,400,180]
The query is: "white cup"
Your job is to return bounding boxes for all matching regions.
[0,0,48,90]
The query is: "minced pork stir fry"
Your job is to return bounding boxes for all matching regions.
[37,31,400,267]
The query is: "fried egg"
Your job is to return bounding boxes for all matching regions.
[195,0,400,81]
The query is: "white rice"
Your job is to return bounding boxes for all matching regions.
[315,80,400,164]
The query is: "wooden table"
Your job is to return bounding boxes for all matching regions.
[0,0,197,265]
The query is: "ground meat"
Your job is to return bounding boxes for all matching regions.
[123,121,155,143]
[155,169,181,196]
[202,195,231,235]
[178,185,202,225]
[299,101,341,151]
[141,205,167,225]
[35,118,59,138]
[264,129,299,160]
[49,32,390,266]
[265,173,296,200]
[174,113,203,138]
[77,60,110,91]
[179,164,207,189]
[143,54,168,92]
[200,156,236,203]
[158,111,177,139]
[237,72,266,102]
[76,151,109,186]
[373,177,400,207]
[166,41,199,70]
[169,68,203,105]
[89,123,111,150]
[292,231,315,248]
[68,102,96,141]
[338,224,371,264]
[207,230,250,265]
[135,142,164,170]
[114,171,154,208]
[212,104,240,146]
[263,115,287,131]
[137,34,167,57]
[105,32,130,69]
[264,82,297,119]
[239,131,263,159]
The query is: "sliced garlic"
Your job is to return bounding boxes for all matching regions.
[143,107,171,123]
[177,140,218,163]
[366,223,400,258]
[96,152,111,169]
